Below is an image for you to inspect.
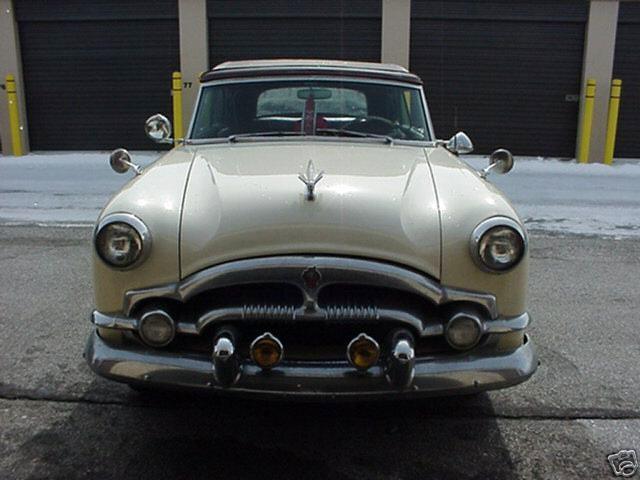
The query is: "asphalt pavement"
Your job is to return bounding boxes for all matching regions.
[0,225,638,479]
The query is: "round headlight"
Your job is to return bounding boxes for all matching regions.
[445,313,483,350]
[95,214,150,269]
[471,218,526,273]
[139,310,175,347]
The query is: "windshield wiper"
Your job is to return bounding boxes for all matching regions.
[227,131,304,142]
[315,128,393,144]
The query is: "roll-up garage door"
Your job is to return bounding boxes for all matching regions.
[15,0,179,150]
[411,0,587,156]
[613,3,640,159]
[207,0,381,68]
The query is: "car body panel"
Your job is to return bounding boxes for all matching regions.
[93,149,194,313]
[180,141,441,280]
[426,148,528,317]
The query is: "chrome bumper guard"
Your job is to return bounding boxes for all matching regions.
[85,330,537,398]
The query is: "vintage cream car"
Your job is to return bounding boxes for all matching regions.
[85,59,537,397]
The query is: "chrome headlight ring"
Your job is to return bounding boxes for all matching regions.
[470,216,527,273]
[94,213,152,270]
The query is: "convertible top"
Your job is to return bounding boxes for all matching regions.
[200,59,423,85]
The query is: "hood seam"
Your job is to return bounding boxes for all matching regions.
[178,151,198,280]
[423,147,443,280]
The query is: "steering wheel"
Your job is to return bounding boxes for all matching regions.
[342,115,407,138]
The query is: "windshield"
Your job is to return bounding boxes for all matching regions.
[190,79,430,142]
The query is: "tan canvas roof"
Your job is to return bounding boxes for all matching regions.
[201,59,422,85]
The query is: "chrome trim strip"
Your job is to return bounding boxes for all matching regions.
[92,310,529,339]
[93,311,137,330]
[122,256,498,319]
[484,312,530,333]
[85,331,537,397]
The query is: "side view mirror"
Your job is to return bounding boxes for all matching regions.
[145,113,173,144]
[480,149,514,178]
[109,148,141,175]
[444,131,474,155]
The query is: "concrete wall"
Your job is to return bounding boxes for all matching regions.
[381,0,411,68]
[0,0,29,155]
[178,0,208,124]
[577,0,620,162]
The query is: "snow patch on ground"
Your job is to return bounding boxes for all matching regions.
[465,156,640,238]
[0,151,159,225]
[1,151,639,238]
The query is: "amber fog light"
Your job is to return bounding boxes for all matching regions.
[347,333,380,371]
[138,310,175,347]
[445,313,483,350]
[250,332,283,369]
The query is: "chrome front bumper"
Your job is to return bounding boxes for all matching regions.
[85,330,537,398]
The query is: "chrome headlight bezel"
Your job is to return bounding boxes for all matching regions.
[470,217,527,273]
[94,213,151,270]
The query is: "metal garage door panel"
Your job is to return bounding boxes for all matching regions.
[208,0,381,68]
[411,0,587,156]
[16,1,179,150]
[613,3,640,159]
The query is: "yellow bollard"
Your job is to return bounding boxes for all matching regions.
[172,71,183,146]
[5,74,23,156]
[603,79,622,165]
[577,79,596,164]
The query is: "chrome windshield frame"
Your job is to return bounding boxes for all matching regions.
[186,76,436,143]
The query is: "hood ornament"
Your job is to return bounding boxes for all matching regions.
[298,160,324,201]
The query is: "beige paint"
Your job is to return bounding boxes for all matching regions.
[577,0,619,163]
[93,149,194,313]
[381,0,411,68]
[94,142,527,318]
[180,142,441,279]
[179,0,208,123]
[427,148,528,317]
[0,0,29,155]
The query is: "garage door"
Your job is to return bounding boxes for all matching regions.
[208,0,381,69]
[15,0,179,150]
[613,2,640,159]
[410,0,587,156]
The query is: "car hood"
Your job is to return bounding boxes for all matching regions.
[180,141,442,279]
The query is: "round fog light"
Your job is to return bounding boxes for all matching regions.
[250,332,283,369]
[347,333,380,371]
[445,313,483,350]
[138,310,175,347]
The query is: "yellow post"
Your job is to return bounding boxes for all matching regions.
[172,71,183,146]
[5,74,23,156]
[603,79,622,165]
[577,79,596,164]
